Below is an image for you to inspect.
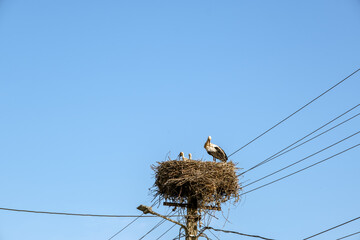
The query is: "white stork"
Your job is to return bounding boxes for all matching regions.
[179,152,188,161]
[188,153,192,160]
[204,136,228,162]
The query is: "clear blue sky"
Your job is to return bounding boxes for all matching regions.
[0,1,359,239]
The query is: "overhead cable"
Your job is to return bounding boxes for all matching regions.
[138,218,167,240]
[240,105,360,175]
[244,111,360,174]
[336,231,360,240]
[228,67,360,158]
[243,130,360,188]
[205,227,274,240]
[107,202,158,240]
[107,215,144,240]
[155,223,177,240]
[208,229,221,240]
[241,143,360,196]
[138,210,178,240]
[303,216,360,240]
[0,207,165,218]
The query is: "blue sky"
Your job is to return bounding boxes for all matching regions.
[0,1,360,239]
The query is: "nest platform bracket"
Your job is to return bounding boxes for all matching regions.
[163,202,221,211]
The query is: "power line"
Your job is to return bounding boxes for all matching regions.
[171,233,185,240]
[243,130,360,188]
[208,229,221,240]
[228,67,360,158]
[107,202,159,240]
[205,227,274,240]
[0,206,181,240]
[138,210,178,240]
[155,223,177,240]
[242,111,360,177]
[241,143,360,196]
[336,231,360,240]
[0,207,168,218]
[240,105,360,175]
[303,216,360,240]
[107,215,144,240]
[247,111,360,173]
[138,218,167,240]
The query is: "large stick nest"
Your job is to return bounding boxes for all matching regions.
[151,159,241,208]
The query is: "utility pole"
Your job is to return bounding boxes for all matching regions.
[186,197,198,240]
[138,204,197,239]
[138,200,220,239]
[138,203,198,240]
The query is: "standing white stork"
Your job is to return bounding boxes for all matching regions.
[204,136,228,162]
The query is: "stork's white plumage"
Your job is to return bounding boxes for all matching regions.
[204,136,228,162]
[188,153,192,160]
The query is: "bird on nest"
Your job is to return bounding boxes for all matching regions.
[204,136,228,162]
[179,152,192,161]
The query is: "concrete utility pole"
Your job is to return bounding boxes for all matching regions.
[186,197,198,240]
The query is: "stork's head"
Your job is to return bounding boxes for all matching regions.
[179,152,185,159]
[188,153,192,159]
[204,136,211,148]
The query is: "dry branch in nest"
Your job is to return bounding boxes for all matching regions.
[151,159,241,209]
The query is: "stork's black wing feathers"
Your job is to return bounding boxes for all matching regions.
[214,146,228,161]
